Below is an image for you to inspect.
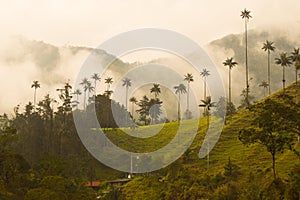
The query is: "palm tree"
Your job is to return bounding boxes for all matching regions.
[85,81,94,104]
[31,80,40,111]
[129,97,138,120]
[262,40,276,95]
[91,73,101,96]
[80,78,89,109]
[122,78,132,110]
[72,89,82,109]
[104,77,113,91]
[291,48,300,103]
[241,8,252,106]
[199,96,216,172]
[150,83,161,98]
[174,84,187,122]
[200,68,210,100]
[184,73,194,115]
[275,52,292,94]
[259,81,269,97]
[223,58,238,104]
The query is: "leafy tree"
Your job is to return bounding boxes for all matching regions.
[238,88,255,109]
[200,68,210,100]
[174,83,187,122]
[239,96,298,179]
[184,73,194,119]
[136,95,150,125]
[240,8,252,106]
[31,81,41,111]
[275,52,293,94]
[148,98,163,124]
[223,57,238,103]
[262,40,276,95]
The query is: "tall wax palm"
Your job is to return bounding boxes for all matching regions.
[259,81,269,97]
[291,48,300,103]
[199,96,216,172]
[129,97,138,120]
[91,73,101,96]
[275,52,292,94]
[223,58,238,104]
[85,81,94,104]
[80,78,89,110]
[262,40,276,95]
[184,73,194,112]
[72,89,82,109]
[200,68,210,100]
[241,8,252,106]
[31,80,40,111]
[122,78,132,110]
[150,83,161,98]
[174,83,187,122]
[105,77,113,91]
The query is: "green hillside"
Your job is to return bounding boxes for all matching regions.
[100,81,300,200]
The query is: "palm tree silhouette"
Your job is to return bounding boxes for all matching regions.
[85,81,94,104]
[105,77,113,91]
[122,78,132,110]
[31,80,40,111]
[150,83,161,99]
[129,97,138,120]
[241,8,252,106]
[223,58,238,104]
[291,48,300,103]
[91,73,101,96]
[200,68,210,100]
[80,78,89,110]
[199,96,216,172]
[174,83,187,122]
[262,40,276,95]
[72,89,82,109]
[275,52,292,94]
[259,81,269,97]
[184,73,194,116]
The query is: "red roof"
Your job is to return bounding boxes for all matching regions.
[86,180,101,187]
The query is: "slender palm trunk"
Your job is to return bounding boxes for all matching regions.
[204,77,207,100]
[229,68,232,103]
[296,68,298,103]
[76,94,79,110]
[83,91,86,110]
[283,66,286,94]
[34,88,37,112]
[245,18,249,106]
[178,93,181,122]
[125,86,128,110]
[187,82,190,111]
[131,103,135,120]
[207,113,210,173]
[272,152,276,179]
[268,51,271,95]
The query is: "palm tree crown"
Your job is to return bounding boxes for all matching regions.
[150,83,161,98]
[240,8,252,20]
[31,80,41,111]
[262,40,275,95]
[275,52,293,93]
[223,58,238,103]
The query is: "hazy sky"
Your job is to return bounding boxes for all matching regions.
[1,0,300,115]
[1,0,299,47]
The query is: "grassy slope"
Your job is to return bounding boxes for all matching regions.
[99,81,300,198]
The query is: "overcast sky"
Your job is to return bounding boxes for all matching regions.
[1,0,299,47]
[1,0,300,115]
